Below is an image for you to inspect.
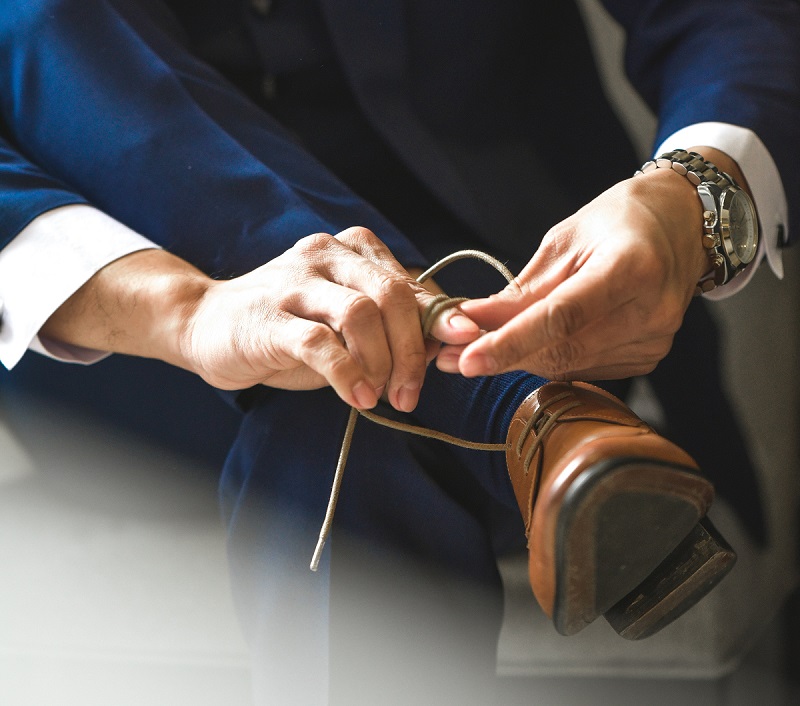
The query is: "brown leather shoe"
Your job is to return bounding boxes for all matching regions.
[506,381,733,637]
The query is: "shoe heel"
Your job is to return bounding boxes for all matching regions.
[603,518,736,640]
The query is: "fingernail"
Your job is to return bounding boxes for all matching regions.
[352,381,377,409]
[396,384,420,413]
[448,313,477,332]
[436,354,460,373]
[464,353,498,377]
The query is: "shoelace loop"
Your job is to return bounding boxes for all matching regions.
[310,250,514,571]
[515,391,582,477]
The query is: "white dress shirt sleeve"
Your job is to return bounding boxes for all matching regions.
[0,204,159,369]
[656,122,788,300]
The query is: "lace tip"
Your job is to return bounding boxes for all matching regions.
[310,539,326,572]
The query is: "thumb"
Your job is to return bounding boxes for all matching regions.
[459,286,531,331]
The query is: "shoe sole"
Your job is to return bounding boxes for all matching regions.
[603,517,736,639]
[550,457,713,636]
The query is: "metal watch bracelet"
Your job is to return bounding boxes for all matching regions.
[635,148,735,296]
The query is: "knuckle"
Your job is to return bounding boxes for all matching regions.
[294,232,335,255]
[498,334,528,367]
[544,298,585,341]
[366,358,393,386]
[299,322,336,352]
[537,339,581,378]
[489,277,526,304]
[326,352,356,380]
[340,292,381,328]
[337,226,377,248]
[392,344,427,378]
[374,272,413,306]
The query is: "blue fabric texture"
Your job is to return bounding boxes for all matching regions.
[0,0,425,276]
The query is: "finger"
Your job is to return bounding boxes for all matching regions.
[406,266,482,346]
[458,245,577,330]
[331,254,428,410]
[535,334,672,381]
[280,315,382,409]
[366,275,431,412]
[293,279,395,391]
[459,305,672,380]
[434,343,467,374]
[335,226,412,272]
[331,229,482,406]
[425,305,481,345]
[458,260,634,377]
[338,227,481,343]
[558,329,674,380]
[304,232,432,410]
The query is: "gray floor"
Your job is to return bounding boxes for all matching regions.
[1,389,798,706]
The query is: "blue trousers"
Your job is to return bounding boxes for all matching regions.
[224,376,548,704]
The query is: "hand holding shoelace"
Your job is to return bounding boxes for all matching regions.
[183,227,482,411]
[433,171,708,381]
[41,226,481,413]
[438,147,751,381]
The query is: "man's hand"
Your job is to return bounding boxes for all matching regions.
[41,227,480,412]
[183,227,480,410]
[438,148,745,381]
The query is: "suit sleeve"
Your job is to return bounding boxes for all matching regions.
[0,0,426,279]
[601,0,800,245]
[0,132,89,250]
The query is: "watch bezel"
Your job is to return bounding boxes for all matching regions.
[719,186,758,268]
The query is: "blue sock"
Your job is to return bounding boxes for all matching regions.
[407,366,548,503]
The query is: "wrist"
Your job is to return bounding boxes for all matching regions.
[629,166,710,285]
[686,146,751,196]
[634,147,759,293]
[144,261,212,373]
[41,249,211,370]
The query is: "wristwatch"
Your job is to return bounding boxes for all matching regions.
[636,149,759,295]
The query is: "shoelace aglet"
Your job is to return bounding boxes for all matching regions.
[310,537,326,572]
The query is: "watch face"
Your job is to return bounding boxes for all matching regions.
[727,190,758,265]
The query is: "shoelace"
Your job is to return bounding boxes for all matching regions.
[310,250,514,571]
[515,391,582,477]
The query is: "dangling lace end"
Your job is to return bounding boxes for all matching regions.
[310,538,326,572]
[309,407,359,571]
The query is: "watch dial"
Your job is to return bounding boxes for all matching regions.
[730,191,757,264]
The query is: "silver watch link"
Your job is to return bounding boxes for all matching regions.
[636,148,759,295]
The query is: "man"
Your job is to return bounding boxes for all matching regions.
[0,0,796,701]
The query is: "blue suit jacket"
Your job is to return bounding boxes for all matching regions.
[0,0,798,275]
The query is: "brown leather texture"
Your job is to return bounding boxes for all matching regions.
[505,382,699,532]
[504,382,710,619]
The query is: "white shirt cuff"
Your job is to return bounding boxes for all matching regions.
[656,122,788,300]
[0,204,159,369]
